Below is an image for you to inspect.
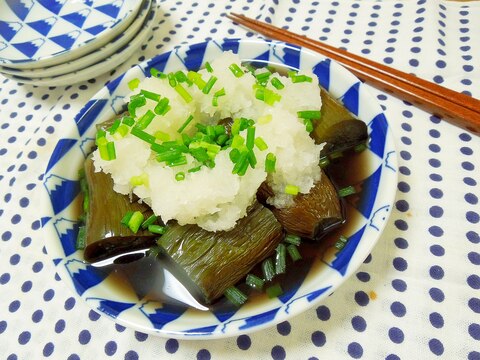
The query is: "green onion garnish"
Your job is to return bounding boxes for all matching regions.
[229,148,240,163]
[130,127,156,144]
[202,75,217,94]
[154,97,170,115]
[338,185,356,197]
[246,274,264,291]
[255,70,271,85]
[177,114,194,133]
[140,89,161,102]
[228,63,244,78]
[174,84,193,103]
[247,149,257,168]
[254,136,268,151]
[154,131,170,142]
[128,78,140,91]
[174,70,188,83]
[148,224,167,234]
[135,110,155,130]
[212,87,226,106]
[284,234,301,246]
[167,72,177,87]
[304,118,314,133]
[106,142,116,160]
[266,283,283,298]
[231,150,248,175]
[120,211,134,226]
[224,286,248,306]
[127,211,144,233]
[265,152,276,173]
[291,74,313,83]
[275,243,287,275]
[319,156,330,168]
[128,94,146,117]
[334,235,349,250]
[261,258,275,282]
[141,214,157,229]
[122,116,135,126]
[271,77,285,90]
[108,119,121,135]
[216,134,229,146]
[150,68,166,78]
[287,244,302,262]
[246,126,255,149]
[297,110,321,119]
[168,156,188,167]
[188,165,202,173]
[285,184,299,195]
[175,172,185,181]
[76,226,86,250]
[130,173,148,186]
[205,62,213,73]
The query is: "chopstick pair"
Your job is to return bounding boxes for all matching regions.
[227,13,480,135]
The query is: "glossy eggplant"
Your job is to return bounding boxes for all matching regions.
[82,155,157,263]
[156,202,284,304]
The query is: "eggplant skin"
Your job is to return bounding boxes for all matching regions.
[257,170,343,240]
[157,202,284,304]
[83,155,157,263]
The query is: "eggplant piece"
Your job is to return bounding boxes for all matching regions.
[319,119,368,157]
[156,202,284,304]
[257,169,343,240]
[82,155,157,263]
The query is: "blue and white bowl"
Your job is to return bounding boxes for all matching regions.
[42,39,398,339]
[0,0,142,69]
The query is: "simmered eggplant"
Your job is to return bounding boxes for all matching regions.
[82,155,157,263]
[156,202,284,304]
[257,169,343,240]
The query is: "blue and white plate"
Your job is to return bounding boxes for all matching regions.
[42,39,398,339]
[0,0,152,78]
[0,0,142,69]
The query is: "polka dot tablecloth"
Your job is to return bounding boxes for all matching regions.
[0,1,479,359]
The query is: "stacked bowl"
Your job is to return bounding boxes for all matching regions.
[0,0,158,86]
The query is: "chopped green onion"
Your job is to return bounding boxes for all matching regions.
[297,110,321,119]
[205,62,213,73]
[228,63,244,77]
[202,75,217,94]
[174,83,193,103]
[120,211,134,226]
[148,224,167,234]
[287,70,298,78]
[266,283,283,298]
[291,74,313,83]
[141,214,158,229]
[156,149,183,162]
[188,165,202,173]
[130,173,148,187]
[206,125,216,138]
[261,257,275,282]
[154,131,170,142]
[96,129,106,141]
[319,156,330,168]
[231,150,248,174]
[255,70,271,85]
[128,78,140,91]
[175,172,185,181]
[247,149,257,168]
[304,118,314,133]
[168,156,188,167]
[265,152,276,173]
[135,110,156,130]
[140,89,161,102]
[246,126,255,149]
[127,211,144,233]
[177,114,194,133]
[108,119,121,135]
[284,234,301,246]
[154,97,170,115]
[190,147,209,163]
[355,143,367,152]
[167,72,177,87]
[128,94,146,117]
[76,226,86,250]
[275,243,287,275]
[229,148,240,163]
[216,134,229,146]
[98,143,109,160]
[287,244,302,262]
[224,286,248,306]
[334,235,349,250]
[122,116,135,126]
[338,185,356,197]
[285,184,299,195]
[174,70,188,83]
[246,274,264,291]
[130,127,156,144]
[254,136,268,151]
[212,87,226,106]
[231,134,245,149]
[271,77,285,90]
[150,68,166,78]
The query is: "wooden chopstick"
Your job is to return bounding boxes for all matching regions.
[227,13,480,135]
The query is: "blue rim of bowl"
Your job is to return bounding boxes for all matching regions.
[42,38,398,339]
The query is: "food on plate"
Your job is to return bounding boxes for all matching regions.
[78,51,368,306]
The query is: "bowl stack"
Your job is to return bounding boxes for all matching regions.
[0,0,158,87]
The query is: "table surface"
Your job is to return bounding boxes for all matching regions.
[0,1,479,359]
